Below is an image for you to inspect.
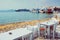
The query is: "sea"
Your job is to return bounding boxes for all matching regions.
[0,12,53,24]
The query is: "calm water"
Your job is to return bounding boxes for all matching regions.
[0,12,53,24]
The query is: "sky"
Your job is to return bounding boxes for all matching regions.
[0,0,60,10]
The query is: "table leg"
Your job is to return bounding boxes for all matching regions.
[38,24,40,37]
[38,28,40,37]
[45,26,46,38]
[30,33,33,40]
[53,24,56,39]
[22,36,24,40]
[48,26,50,39]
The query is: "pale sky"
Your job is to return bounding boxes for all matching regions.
[0,0,60,10]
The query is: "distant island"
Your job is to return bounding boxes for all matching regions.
[15,9,30,12]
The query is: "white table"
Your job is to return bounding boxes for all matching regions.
[40,20,58,39]
[0,28,33,40]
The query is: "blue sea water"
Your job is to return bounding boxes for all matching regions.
[0,12,53,24]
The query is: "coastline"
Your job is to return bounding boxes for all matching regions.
[0,18,50,33]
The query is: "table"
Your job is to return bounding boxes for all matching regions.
[40,20,58,39]
[0,28,32,40]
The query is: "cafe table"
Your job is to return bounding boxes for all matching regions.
[0,28,33,40]
[40,20,58,39]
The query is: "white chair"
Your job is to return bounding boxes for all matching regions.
[56,25,60,38]
[26,25,38,38]
[39,24,47,38]
[14,37,22,40]
[22,34,31,40]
